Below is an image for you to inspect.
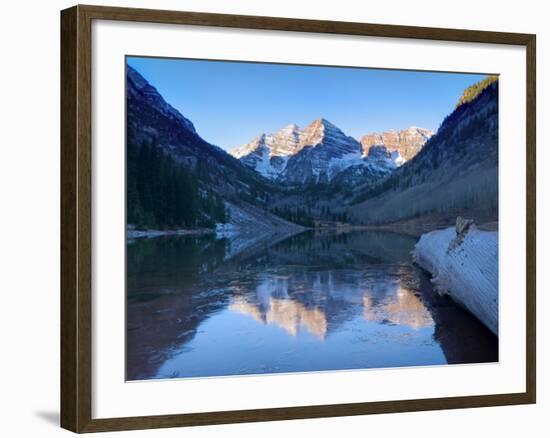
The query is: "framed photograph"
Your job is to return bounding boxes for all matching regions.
[60,4,536,433]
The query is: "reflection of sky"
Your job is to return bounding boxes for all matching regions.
[128,231,498,380]
[154,268,444,379]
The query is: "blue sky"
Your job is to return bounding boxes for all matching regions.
[127,56,486,151]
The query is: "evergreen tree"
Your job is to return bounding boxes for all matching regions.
[455,75,498,108]
[127,139,227,229]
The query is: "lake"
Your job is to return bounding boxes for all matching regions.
[126,229,497,380]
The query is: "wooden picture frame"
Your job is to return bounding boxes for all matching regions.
[61,4,536,433]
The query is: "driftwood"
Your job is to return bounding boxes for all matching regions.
[412,217,498,336]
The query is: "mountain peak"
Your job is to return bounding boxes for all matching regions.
[311,118,337,129]
[300,118,346,148]
[229,133,267,159]
[361,126,433,161]
[270,124,302,157]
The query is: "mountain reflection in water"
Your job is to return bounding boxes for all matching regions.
[126,230,497,380]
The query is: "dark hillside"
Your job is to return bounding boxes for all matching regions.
[349,80,498,225]
[126,66,282,228]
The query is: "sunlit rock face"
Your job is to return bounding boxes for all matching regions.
[271,123,303,156]
[298,119,359,155]
[230,124,304,160]
[283,118,364,184]
[231,121,432,185]
[361,127,433,162]
[351,82,498,225]
[231,118,366,183]
[229,134,272,175]
[229,124,304,179]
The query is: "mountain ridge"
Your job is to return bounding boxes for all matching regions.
[126,65,296,230]
[349,81,499,224]
[361,126,434,162]
[127,64,498,231]
[230,119,431,185]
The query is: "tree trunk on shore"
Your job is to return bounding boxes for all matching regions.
[412,218,498,336]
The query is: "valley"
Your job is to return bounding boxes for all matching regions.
[125,61,500,380]
[127,65,497,236]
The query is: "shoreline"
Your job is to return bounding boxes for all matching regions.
[127,219,498,240]
[127,227,215,239]
[350,218,498,238]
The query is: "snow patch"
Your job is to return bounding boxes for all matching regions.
[326,151,365,180]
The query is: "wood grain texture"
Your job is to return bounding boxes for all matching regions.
[412,227,499,336]
[77,4,534,44]
[60,5,78,432]
[60,4,537,433]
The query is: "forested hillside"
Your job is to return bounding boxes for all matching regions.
[127,140,227,228]
[455,75,498,108]
[126,65,499,231]
[126,65,286,230]
[349,78,499,225]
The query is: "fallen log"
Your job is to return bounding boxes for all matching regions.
[412,217,498,336]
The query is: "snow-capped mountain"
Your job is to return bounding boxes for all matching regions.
[330,144,401,187]
[361,127,434,162]
[229,124,304,179]
[282,118,365,184]
[270,123,303,156]
[230,118,413,185]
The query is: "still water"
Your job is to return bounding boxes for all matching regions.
[127,230,497,380]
